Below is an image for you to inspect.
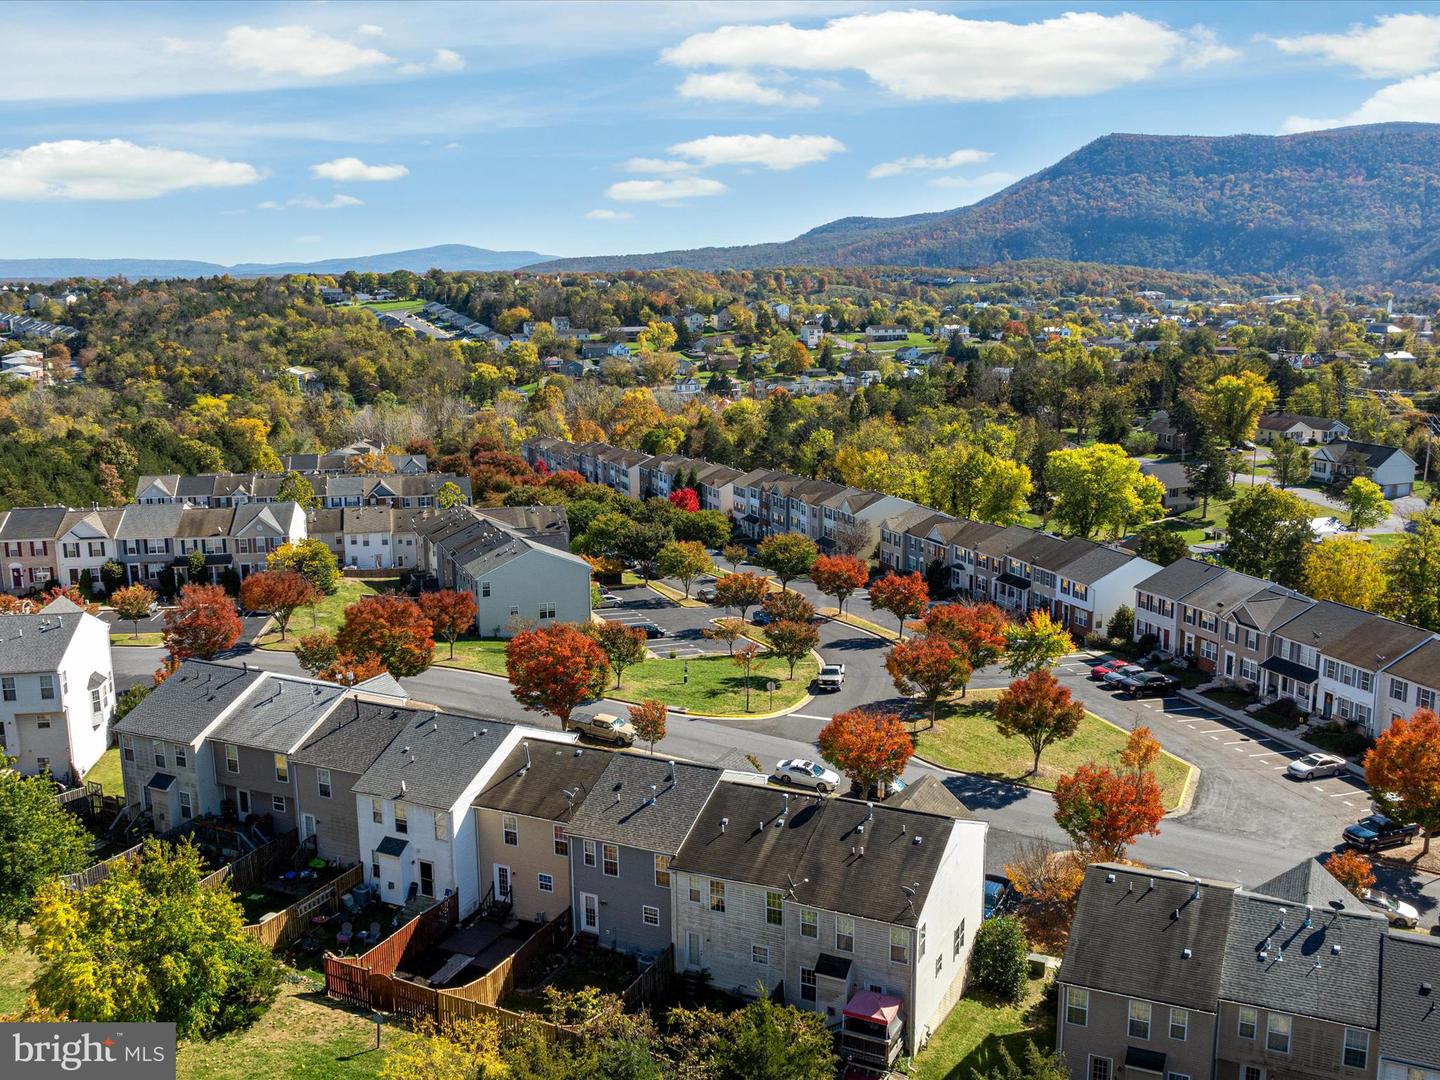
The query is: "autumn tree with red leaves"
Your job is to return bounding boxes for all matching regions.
[239,570,319,642]
[1323,850,1376,898]
[317,653,386,685]
[886,636,972,727]
[869,571,929,640]
[818,709,914,799]
[760,589,816,624]
[163,583,243,661]
[1053,764,1164,862]
[417,590,478,659]
[713,571,770,622]
[1365,709,1440,854]
[587,620,649,689]
[40,583,99,615]
[810,554,868,616]
[110,584,157,639]
[628,699,667,756]
[667,487,700,513]
[294,631,338,676]
[994,669,1086,776]
[919,603,1010,671]
[702,617,746,655]
[505,623,609,725]
[336,595,435,677]
[1120,726,1162,773]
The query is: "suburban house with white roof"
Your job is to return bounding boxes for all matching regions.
[0,597,114,783]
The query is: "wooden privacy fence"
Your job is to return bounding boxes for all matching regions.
[245,864,364,951]
[324,892,458,1000]
[197,829,299,892]
[60,841,144,890]
[443,909,571,1010]
[621,944,675,1011]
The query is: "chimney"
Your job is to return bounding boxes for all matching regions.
[667,760,676,784]
[523,742,532,771]
[720,817,728,833]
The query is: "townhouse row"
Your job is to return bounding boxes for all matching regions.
[522,436,927,556]
[1057,860,1438,1080]
[116,660,987,1064]
[134,469,470,510]
[1133,558,1440,737]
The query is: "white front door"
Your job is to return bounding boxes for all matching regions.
[300,813,315,840]
[685,930,702,970]
[236,790,251,816]
[494,864,512,902]
[580,891,599,934]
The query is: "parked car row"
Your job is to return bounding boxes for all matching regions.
[1089,658,1180,697]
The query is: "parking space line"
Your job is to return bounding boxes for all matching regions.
[1330,792,1351,798]
[1224,739,1250,745]
[1196,728,1230,734]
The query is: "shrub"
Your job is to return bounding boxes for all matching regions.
[970,915,1030,1003]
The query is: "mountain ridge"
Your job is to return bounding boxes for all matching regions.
[0,244,556,283]
[524,123,1440,284]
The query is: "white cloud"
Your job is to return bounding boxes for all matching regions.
[357,24,385,38]
[930,171,1021,191]
[667,133,844,170]
[1182,27,1239,70]
[585,208,632,220]
[620,156,697,174]
[431,48,465,73]
[311,157,408,182]
[1282,69,1440,132]
[1270,14,1440,78]
[663,11,1232,102]
[259,193,364,210]
[222,25,393,78]
[677,71,818,108]
[605,177,728,202]
[868,148,993,179]
[0,139,260,200]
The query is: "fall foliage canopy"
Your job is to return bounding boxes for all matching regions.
[993,669,1085,775]
[506,623,609,723]
[336,595,435,678]
[163,584,243,661]
[868,571,929,640]
[817,709,914,798]
[417,590,478,659]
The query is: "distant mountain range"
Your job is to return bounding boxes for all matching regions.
[527,123,1440,284]
[0,244,556,282]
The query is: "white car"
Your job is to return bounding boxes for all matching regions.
[1362,889,1420,928]
[1286,752,1346,780]
[773,758,841,793]
[595,592,622,608]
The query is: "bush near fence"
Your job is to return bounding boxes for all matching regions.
[245,863,364,951]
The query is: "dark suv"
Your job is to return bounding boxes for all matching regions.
[1343,814,1419,852]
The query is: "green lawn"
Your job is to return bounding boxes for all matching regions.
[1162,499,1233,546]
[362,298,423,313]
[1365,532,1404,549]
[258,578,387,649]
[111,632,164,647]
[0,940,40,1015]
[913,691,1192,810]
[911,977,1055,1080]
[435,637,508,675]
[615,650,817,715]
[83,746,124,796]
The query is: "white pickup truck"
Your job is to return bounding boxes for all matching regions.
[816,663,845,691]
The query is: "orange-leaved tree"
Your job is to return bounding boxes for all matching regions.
[239,570,319,642]
[918,602,1010,671]
[810,554,869,616]
[886,635,971,727]
[111,583,157,639]
[1120,726,1162,773]
[628,698,667,756]
[335,595,434,677]
[1053,764,1164,863]
[417,589,478,660]
[713,571,770,622]
[505,623,609,726]
[817,708,914,799]
[1365,709,1440,854]
[40,583,100,615]
[993,669,1085,776]
[163,583,243,661]
[1323,850,1376,898]
[869,571,929,640]
[316,653,386,685]
[702,617,746,655]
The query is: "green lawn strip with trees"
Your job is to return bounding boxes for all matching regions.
[257,578,382,650]
[109,632,165,647]
[0,938,40,1014]
[912,690,1192,810]
[910,975,1057,1080]
[82,746,125,795]
[361,299,423,313]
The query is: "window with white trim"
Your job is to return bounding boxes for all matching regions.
[178,791,193,820]
[655,853,671,888]
[889,925,909,965]
[538,873,553,893]
[39,675,54,700]
[371,798,382,824]
[1065,987,1089,1026]
[1129,1000,1152,1040]
[503,814,519,846]
[1343,1028,1369,1069]
[709,879,725,912]
[394,803,407,834]
[553,825,568,856]
[800,967,816,1002]
[273,753,288,783]
[1267,1013,1291,1054]
[836,915,854,952]
[1237,1006,1257,1039]
[225,743,239,773]
[642,905,660,927]
[434,811,447,840]
[272,794,286,814]
[954,919,966,957]
[316,768,331,798]
[766,890,783,926]
[1089,1056,1111,1080]
[583,839,596,868]
[800,908,817,938]
[173,745,187,769]
[1170,1008,1188,1041]
[752,945,769,965]
[602,843,619,877]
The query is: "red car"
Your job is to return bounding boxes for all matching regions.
[1091,658,1129,680]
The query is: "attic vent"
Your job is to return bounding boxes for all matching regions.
[1181,948,1192,960]
[1105,873,1116,884]
[1171,909,1180,921]
[774,817,785,829]
[1422,982,1432,996]
[912,835,922,845]
[1332,943,1342,956]
[720,817,728,833]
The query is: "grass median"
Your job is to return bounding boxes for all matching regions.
[110,632,164,646]
[912,689,1193,811]
[256,578,390,651]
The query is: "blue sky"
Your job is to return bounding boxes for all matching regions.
[6,1,1440,264]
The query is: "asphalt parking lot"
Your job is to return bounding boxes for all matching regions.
[595,583,728,658]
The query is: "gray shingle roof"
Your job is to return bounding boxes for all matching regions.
[1135,557,1231,601]
[565,755,721,854]
[670,781,965,926]
[1060,864,1236,1012]
[1273,600,1385,653]
[473,741,613,821]
[1254,857,1354,909]
[0,505,67,539]
[1178,568,1270,616]
[1379,933,1440,1069]
[116,503,186,539]
[886,774,974,819]
[0,611,85,674]
[1218,892,1383,1027]
[293,698,418,776]
[213,674,346,753]
[115,660,263,742]
[1384,639,1440,691]
[353,710,515,809]
[1230,587,1313,634]
[1052,543,1140,586]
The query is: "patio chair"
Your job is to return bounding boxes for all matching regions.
[336,921,353,950]
[341,893,361,916]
